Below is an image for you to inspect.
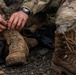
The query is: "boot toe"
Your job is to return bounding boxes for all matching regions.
[6,52,26,66]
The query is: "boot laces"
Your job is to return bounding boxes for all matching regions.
[62,32,76,54]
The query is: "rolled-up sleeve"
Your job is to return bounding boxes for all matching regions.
[22,0,50,14]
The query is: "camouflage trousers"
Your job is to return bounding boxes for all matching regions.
[56,0,76,32]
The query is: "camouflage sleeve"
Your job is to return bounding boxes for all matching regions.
[22,0,50,14]
[0,0,8,15]
[56,0,76,33]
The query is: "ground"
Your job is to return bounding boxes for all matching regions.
[0,46,64,75]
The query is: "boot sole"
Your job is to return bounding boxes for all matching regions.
[51,62,75,75]
[6,54,26,66]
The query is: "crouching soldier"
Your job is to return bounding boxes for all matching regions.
[0,0,53,66]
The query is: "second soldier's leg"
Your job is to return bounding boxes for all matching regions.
[51,0,76,75]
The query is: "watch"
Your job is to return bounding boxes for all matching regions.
[21,7,31,16]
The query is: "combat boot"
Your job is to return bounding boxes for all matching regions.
[3,30,29,66]
[23,37,38,49]
[51,26,76,75]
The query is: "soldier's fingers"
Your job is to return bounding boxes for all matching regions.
[11,16,19,29]
[19,20,26,30]
[16,17,23,30]
[0,17,7,26]
[1,20,7,26]
[0,24,6,31]
[8,15,15,29]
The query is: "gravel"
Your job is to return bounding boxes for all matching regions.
[0,47,64,75]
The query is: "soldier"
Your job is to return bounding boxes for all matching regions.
[0,0,52,66]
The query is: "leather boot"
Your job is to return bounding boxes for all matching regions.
[51,26,76,75]
[23,37,38,48]
[3,30,29,66]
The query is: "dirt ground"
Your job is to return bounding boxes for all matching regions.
[0,46,66,75]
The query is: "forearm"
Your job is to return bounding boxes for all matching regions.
[22,0,50,14]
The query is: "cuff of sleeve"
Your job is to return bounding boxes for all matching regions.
[21,6,32,14]
[21,1,37,15]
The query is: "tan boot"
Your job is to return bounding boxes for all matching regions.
[23,37,38,48]
[3,30,29,66]
[51,26,76,75]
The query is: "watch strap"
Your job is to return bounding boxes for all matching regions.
[21,7,31,15]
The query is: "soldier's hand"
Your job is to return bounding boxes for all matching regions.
[8,11,28,30]
[0,15,7,32]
